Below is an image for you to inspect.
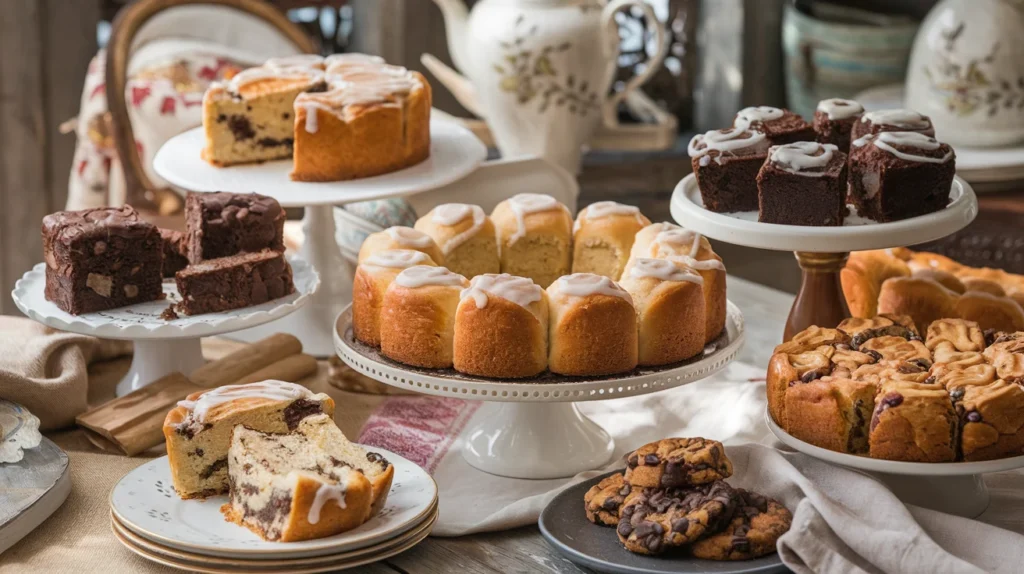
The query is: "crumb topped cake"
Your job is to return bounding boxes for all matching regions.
[221,415,381,542]
[163,381,334,499]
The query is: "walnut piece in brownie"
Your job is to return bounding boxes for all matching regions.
[734,106,815,145]
[690,489,793,561]
[175,250,294,315]
[756,142,848,226]
[160,228,189,277]
[185,191,285,263]
[850,109,935,141]
[813,98,864,152]
[688,128,770,212]
[848,131,955,223]
[42,205,163,315]
[616,480,738,554]
[625,437,733,489]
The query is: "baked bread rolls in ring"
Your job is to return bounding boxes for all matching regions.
[546,273,638,376]
[357,226,444,266]
[380,266,469,368]
[571,201,650,280]
[414,203,499,279]
[491,194,573,288]
[352,250,437,346]
[620,258,706,366]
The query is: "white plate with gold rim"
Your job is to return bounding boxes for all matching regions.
[110,448,436,559]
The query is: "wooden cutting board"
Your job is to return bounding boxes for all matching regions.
[0,437,70,555]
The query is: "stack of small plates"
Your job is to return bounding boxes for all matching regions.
[109,448,437,573]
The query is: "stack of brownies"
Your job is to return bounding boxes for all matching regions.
[687,102,956,226]
[41,191,294,317]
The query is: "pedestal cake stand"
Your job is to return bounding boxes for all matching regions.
[153,119,487,356]
[334,303,745,479]
[11,256,318,396]
[671,174,978,340]
[767,412,1024,518]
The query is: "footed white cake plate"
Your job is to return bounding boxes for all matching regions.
[767,412,1024,518]
[334,303,745,479]
[11,255,319,396]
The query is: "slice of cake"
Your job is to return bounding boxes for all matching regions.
[42,206,163,314]
[688,127,771,212]
[163,381,333,499]
[756,142,848,226]
[185,192,285,263]
[175,250,294,316]
[222,415,376,542]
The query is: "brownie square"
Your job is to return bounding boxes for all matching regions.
[185,192,285,263]
[42,206,163,315]
[175,250,295,315]
[734,106,814,145]
[813,98,864,152]
[757,142,848,226]
[160,228,189,278]
[688,128,770,212]
[848,131,956,223]
[850,109,935,141]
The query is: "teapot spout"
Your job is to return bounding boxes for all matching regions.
[421,54,482,117]
[431,0,472,74]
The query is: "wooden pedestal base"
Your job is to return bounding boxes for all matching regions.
[783,251,851,341]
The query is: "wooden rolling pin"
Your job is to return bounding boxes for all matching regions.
[76,334,317,456]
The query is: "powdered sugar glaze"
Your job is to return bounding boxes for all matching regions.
[363,249,431,269]
[177,380,314,423]
[461,273,542,308]
[394,265,467,288]
[573,201,646,233]
[552,273,633,303]
[504,194,570,245]
[629,258,704,284]
[431,204,486,254]
[769,142,838,177]
[385,226,433,248]
[852,132,952,164]
[688,128,769,166]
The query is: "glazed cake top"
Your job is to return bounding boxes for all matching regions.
[851,132,954,165]
[765,142,846,177]
[816,98,864,121]
[688,127,770,166]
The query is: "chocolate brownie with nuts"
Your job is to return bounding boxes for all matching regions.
[42,205,163,315]
[625,438,733,489]
[175,250,294,315]
[185,191,285,263]
[160,228,190,277]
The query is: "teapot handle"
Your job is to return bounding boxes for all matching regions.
[599,0,669,130]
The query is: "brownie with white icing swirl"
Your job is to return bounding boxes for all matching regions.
[756,141,848,226]
[813,98,864,152]
[733,106,814,145]
[688,128,770,213]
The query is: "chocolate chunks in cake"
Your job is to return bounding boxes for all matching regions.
[734,106,814,145]
[757,142,848,226]
[42,206,163,315]
[850,109,935,141]
[688,128,770,212]
[160,228,190,277]
[813,98,864,152]
[848,131,955,223]
[185,192,285,263]
[175,250,294,315]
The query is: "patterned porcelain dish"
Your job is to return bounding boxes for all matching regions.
[110,448,437,559]
[0,400,42,464]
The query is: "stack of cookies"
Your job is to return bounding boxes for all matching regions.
[584,438,792,560]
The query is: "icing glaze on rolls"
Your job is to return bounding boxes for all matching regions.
[769,142,838,176]
[652,226,703,258]
[506,193,570,245]
[629,258,704,285]
[552,273,633,303]
[363,249,431,269]
[177,381,313,423]
[266,54,325,70]
[461,273,542,308]
[394,265,467,288]
[573,201,645,233]
[385,226,434,248]
[852,132,952,164]
[295,60,422,132]
[431,204,486,254]
[861,109,930,130]
[735,106,785,128]
[225,66,322,91]
[817,98,863,120]
[688,128,769,166]
[324,53,385,73]
[291,470,351,524]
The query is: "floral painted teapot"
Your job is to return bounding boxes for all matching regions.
[431,0,668,173]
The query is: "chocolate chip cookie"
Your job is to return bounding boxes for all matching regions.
[624,438,733,489]
[616,480,738,555]
[690,489,792,561]
[583,472,631,526]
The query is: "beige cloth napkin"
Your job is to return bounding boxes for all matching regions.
[0,316,130,431]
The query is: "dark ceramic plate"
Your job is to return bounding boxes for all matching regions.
[538,471,789,574]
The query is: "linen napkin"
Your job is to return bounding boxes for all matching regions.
[358,361,1024,574]
[0,315,130,430]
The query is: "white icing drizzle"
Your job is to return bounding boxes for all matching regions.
[629,258,704,285]
[291,470,349,525]
[176,381,313,423]
[670,255,726,272]
[324,53,386,74]
[769,142,838,177]
[385,226,433,248]
[852,132,952,164]
[394,265,466,288]
[861,109,930,130]
[817,98,863,120]
[225,66,322,91]
[652,227,703,258]
[431,204,486,254]
[363,249,431,269]
[687,128,769,166]
[266,54,325,70]
[552,273,633,304]
[300,100,332,134]
[460,274,542,309]
[295,59,421,130]
[735,106,785,129]
[573,201,645,233]
[504,194,569,245]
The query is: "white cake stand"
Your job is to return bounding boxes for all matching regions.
[767,412,1024,518]
[152,120,487,356]
[333,302,745,479]
[671,174,978,340]
[11,256,319,396]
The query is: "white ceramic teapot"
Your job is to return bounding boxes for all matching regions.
[431,0,668,173]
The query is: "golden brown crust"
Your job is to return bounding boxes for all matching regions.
[868,381,956,462]
[766,349,833,428]
[491,200,573,289]
[784,377,877,454]
[955,291,1024,333]
[911,269,966,294]
[547,292,638,376]
[877,277,959,334]
[380,281,467,369]
[624,438,733,488]
[958,380,1024,461]
[622,275,705,366]
[357,229,444,266]
[925,319,985,353]
[774,326,850,355]
[453,295,549,378]
[352,265,387,347]
[414,211,499,279]
[841,250,911,318]
[571,210,650,280]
